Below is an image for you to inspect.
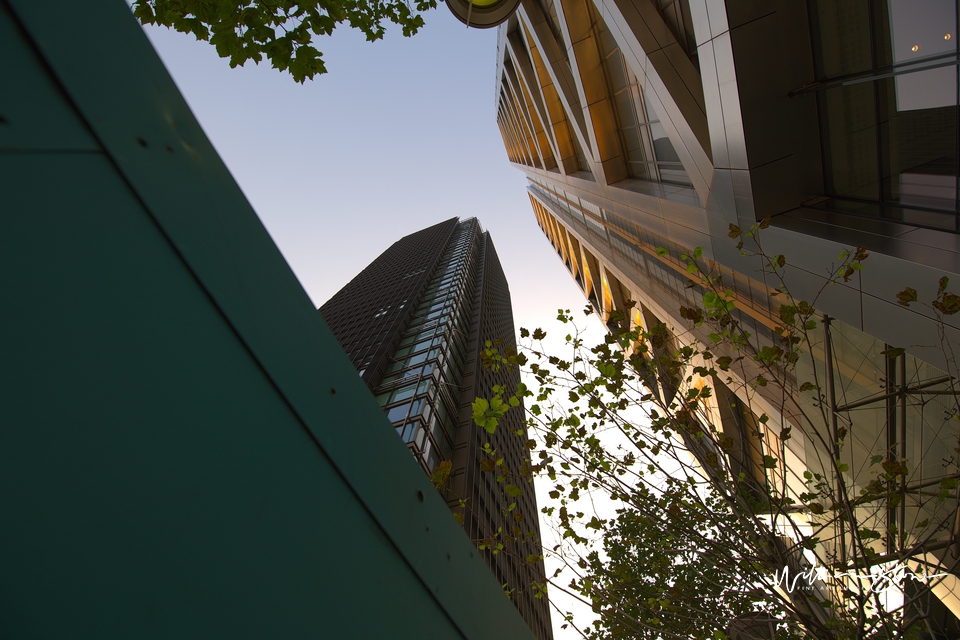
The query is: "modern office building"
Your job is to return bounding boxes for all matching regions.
[319,218,553,640]
[494,0,959,633]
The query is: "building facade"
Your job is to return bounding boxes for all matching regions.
[319,218,553,640]
[494,0,959,634]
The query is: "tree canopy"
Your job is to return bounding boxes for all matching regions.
[473,222,960,639]
[132,0,438,82]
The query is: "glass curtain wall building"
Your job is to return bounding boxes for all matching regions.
[495,0,959,632]
[319,218,553,640]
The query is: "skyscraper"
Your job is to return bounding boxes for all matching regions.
[494,0,959,632]
[319,218,553,640]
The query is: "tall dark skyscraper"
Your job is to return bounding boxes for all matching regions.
[319,217,553,640]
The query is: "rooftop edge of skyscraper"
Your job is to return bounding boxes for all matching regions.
[320,217,553,639]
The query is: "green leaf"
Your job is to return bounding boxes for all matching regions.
[472,397,489,418]
[505,484,523,497]
[800,536,820,551]
[881,347,904,359]
[778,304,796,325]
[431,459,452,489]
[934,292,960,315]
[858,527,881,540]
[896,287,918,307]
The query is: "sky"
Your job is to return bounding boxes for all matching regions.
[139,8,598,339]
[139,8,605,637]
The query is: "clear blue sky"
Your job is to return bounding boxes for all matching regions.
[139,8,599,340]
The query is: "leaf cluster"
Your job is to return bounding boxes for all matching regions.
[133,0,437,81]
[472,226,960,639]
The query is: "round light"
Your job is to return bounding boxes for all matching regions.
[946,34,953,40]
[444,0,521,28]
[911,44,920,52]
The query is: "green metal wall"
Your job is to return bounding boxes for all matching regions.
[0,2,535,638]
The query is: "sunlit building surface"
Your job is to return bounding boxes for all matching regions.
[319,218,553,639]
[495,0,960,633]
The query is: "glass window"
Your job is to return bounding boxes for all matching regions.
[406,351,428,367]
[587,0,693,187]
[412,339,432,354]
[414,426,428,448]
[397,422,416,443]
[386,403,410,423]
[813,0,958,230]
[390,384,416,403]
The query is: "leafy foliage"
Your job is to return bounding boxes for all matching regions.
[132,0,438,82]
[475,223,960,639]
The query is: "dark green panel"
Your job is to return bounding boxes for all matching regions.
[1,1,535,638]
[0,3,98,152]
[0,152,463,639]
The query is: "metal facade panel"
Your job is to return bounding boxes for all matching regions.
[1,1,534,638]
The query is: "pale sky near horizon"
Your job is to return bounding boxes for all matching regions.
[139,9,601,339]
[139,9,605,638]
